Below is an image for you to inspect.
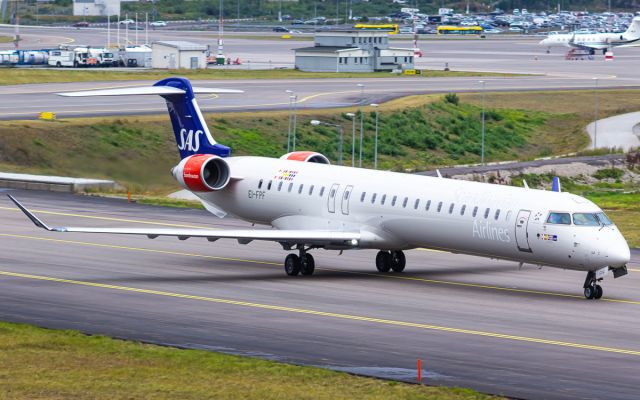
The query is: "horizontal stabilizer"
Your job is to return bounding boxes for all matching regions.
[58,86,244,97]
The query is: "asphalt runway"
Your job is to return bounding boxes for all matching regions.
[2,26,640,120]
[1,189,639,399]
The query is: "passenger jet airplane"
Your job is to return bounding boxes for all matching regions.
[539,16,640,54]
[9,77,630,300]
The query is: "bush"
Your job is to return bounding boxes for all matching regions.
[593,168,625,180]
[444,93,459,106]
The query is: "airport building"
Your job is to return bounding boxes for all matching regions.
[151,41,207,69]
[72,0,138,17]
[294,30,414,72]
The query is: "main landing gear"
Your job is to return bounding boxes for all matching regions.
[375,250,406,273]
[583,270,603,300]
[284,246,315,276]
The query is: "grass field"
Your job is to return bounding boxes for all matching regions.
[0,35,14,43]
[0,68,509,86]
[0,94,558,192]
[0,321,498,400]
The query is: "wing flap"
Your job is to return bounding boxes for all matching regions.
[7,195,359,245]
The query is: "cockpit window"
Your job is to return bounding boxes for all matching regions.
[546,212,571,225]
[596,212,613,225]
[573,213,600,226]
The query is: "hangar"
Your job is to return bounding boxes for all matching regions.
[151,41,208,69]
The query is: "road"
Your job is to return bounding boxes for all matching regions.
[1,189,639,399]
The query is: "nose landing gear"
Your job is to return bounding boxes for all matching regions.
[583,270,604,300]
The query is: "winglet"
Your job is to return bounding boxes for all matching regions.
[552,176,561,192]
[6,195,55,231]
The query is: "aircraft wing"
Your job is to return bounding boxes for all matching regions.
[7,195,359,246]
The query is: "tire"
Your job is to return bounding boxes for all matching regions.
[56,62,61,67]
[376,251,391,272]
[584,286,596,300]
[594,285,603,300]
[284,254,301,276]
[390,250,406,272]
[300,254,315,276]
[73,61,79,68]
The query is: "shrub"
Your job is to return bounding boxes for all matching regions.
[444,93,459,106]
[593,168,625,180]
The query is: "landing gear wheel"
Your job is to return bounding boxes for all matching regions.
[376,251,391,272]
[300,253,315,276]
[390,250,406,272]
[284,254,301,276]
[584,286,596,300]
[594,285,603,300]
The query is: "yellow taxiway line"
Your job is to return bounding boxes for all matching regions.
[0,232,638,305]
[1,268,640,357]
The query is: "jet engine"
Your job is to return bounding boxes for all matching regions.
[280,151,330,164]
[172,154,231,192]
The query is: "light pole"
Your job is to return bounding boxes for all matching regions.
[346,112,356,167]
[285,90,297,151]
[593,77,599,149]
[357,83,365,167]
[371,103,379,169]
[479,80,486,165]
[311,120,344,165]
[286,94,292,152]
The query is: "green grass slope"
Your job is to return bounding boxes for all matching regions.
[0,321,499,400]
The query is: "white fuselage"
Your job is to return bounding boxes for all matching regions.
[188,156,630,272]
[539,32,630,49]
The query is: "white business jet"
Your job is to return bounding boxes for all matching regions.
[539,16,640,54]
[9,77,630,299]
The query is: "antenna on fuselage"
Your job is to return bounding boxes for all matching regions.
[552,176,561,192]
[523,180,529,189]
[436,169,443,178]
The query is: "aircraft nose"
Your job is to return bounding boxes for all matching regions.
[608,237,631,267]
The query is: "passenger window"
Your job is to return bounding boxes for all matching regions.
[573,213,599,226]
[449,203,454,214]
[506,210,512,221]
[330,188,336,198]
[484,208,490,219]
[299,184,304,194]
[361,192,366,202]
[278,181,283,191]
[494,209,500,220]
[461,205,466,216]
[381,194,386,205]
[320,187,325,197]
[472,206,478,217]
[425,200,431,211]
[371,193,377,203]
[437,202,443,212]
[546,212,571,225]
[288,182,293,192]
[392,196,397,206]
[309,185,314,195]
[402,197,408,208]
[258,179,263,189]
[414,199,420,209]
[267,180,272,190]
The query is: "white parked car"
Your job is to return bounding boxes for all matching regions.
[119,19,135,25]
[150,21,167,27]
[399,26,414,34]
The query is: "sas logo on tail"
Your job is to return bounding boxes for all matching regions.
[178,129,204,152]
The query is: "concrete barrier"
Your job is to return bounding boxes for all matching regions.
[0,172,117,193]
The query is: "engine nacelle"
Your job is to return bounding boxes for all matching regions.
[280,151,330,164]
[172,154,231,192]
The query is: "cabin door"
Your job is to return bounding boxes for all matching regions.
[341,185,353,215]
[327,183,340,213]
[515,209,532,252]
